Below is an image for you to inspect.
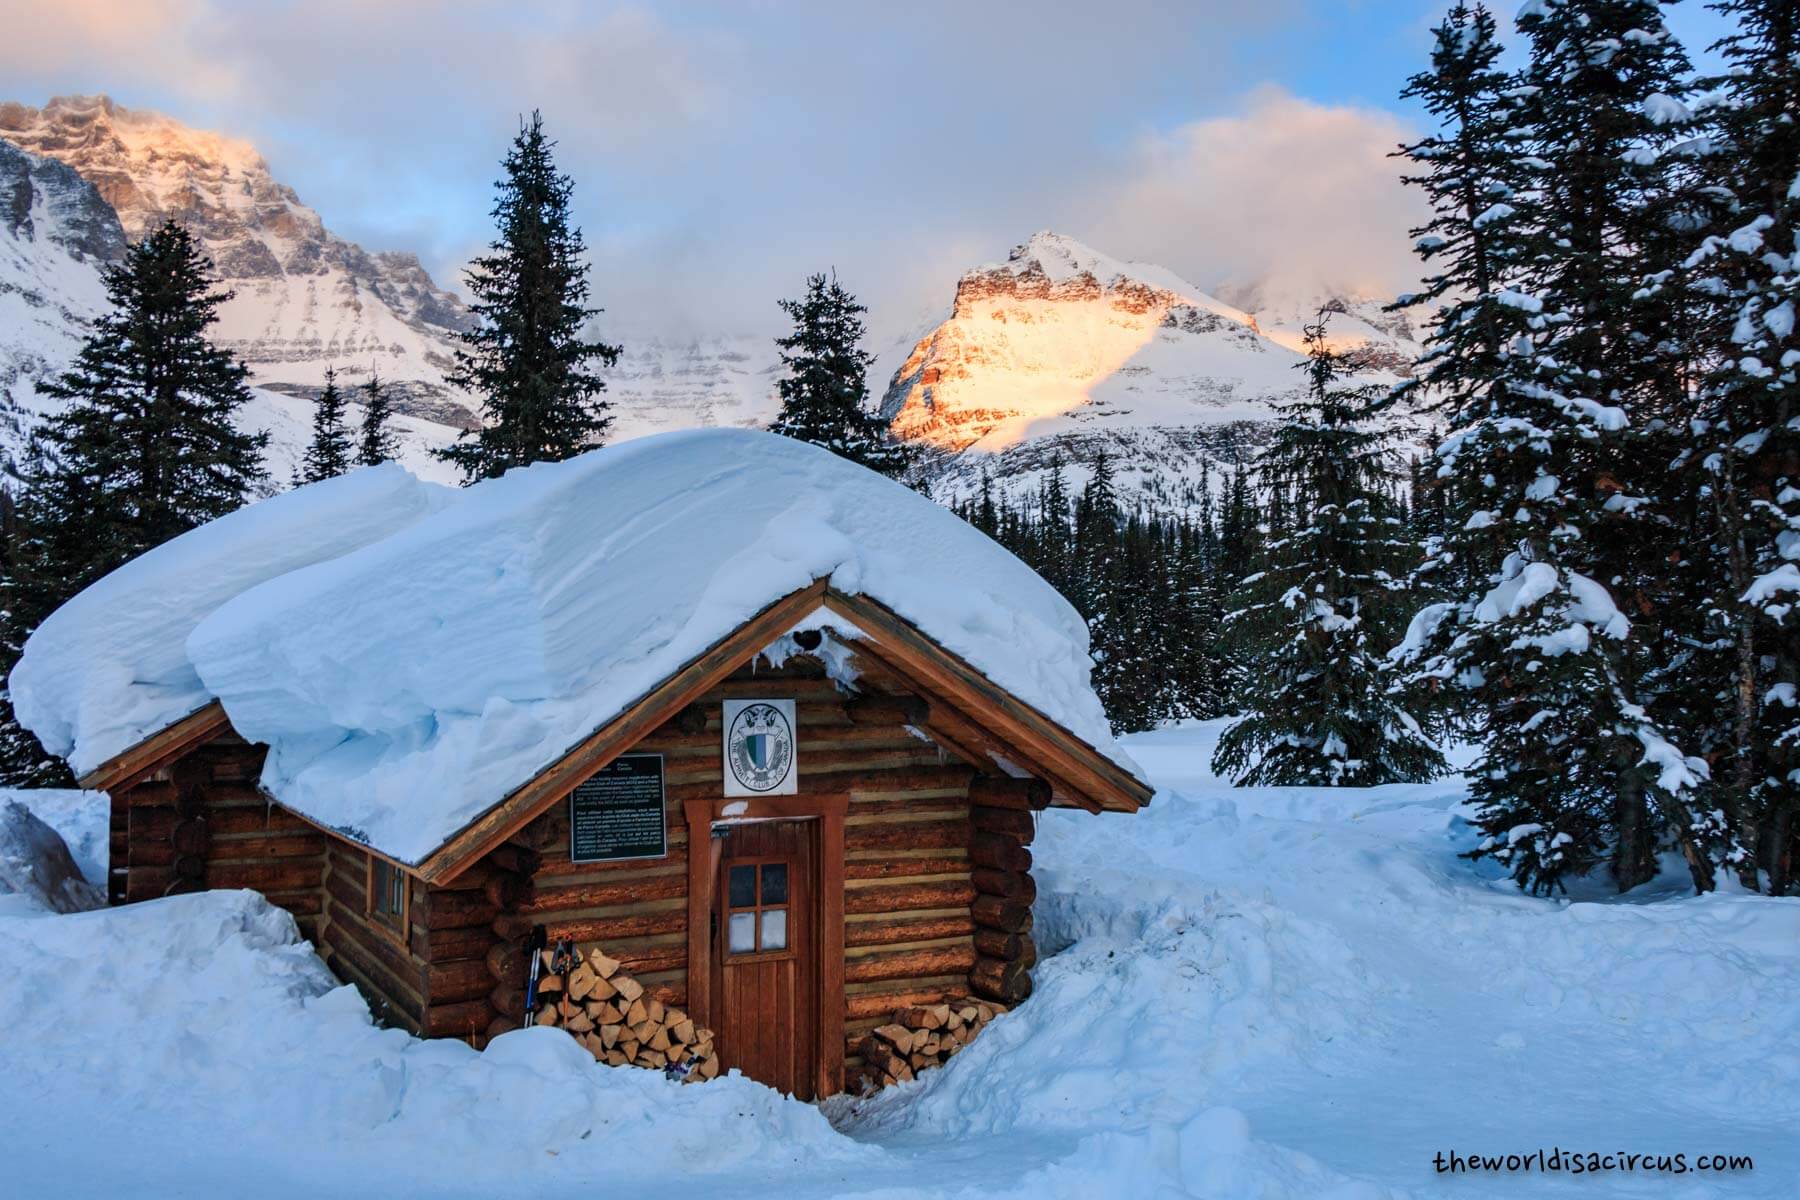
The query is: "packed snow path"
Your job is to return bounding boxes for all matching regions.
[2,723,1795,1198]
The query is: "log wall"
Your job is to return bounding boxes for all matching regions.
[488,657,1039,1091]
[112,732,328,939]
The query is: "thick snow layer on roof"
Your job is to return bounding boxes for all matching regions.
[186,429,1137,864]
[11,464,455,777]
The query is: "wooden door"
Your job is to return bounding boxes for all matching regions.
[712,819,818,1098]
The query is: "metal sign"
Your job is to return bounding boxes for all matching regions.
[722,698,797,796]
[569,753,667,863]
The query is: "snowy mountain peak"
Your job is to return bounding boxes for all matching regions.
[0,95,478,427]
[985,230,1246,321]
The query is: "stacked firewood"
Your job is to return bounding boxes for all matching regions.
[857,996,1008,1087]
[531,946,720,1081]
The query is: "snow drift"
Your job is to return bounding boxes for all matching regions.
[185,429,1134,863]
[11,464,455,779]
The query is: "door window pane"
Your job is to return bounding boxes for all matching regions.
[728,911,757,953]
[760,908,788,951]
[728,864,756,908]
[761,862,788,904]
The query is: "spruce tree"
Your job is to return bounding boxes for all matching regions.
[1663,0,1800,890]
[441,111,620,482]
[299,366,353,483]
[1392,0,1717,893]
[770,272,908,477]
[357,371,398,467]
[34,219,266,588]
[1212,317,1443,786]
[0,481,72,787]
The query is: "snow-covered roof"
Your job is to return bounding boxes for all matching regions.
[11,464,456,779]
[23,430,1137,865]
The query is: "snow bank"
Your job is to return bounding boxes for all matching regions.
[11,464,455,778]
[0,890,868,1194]
[188,430,1133,864]
[0,799,104,912]
[0,786,109,888]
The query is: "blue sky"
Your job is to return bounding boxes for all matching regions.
[2,0,1737,337]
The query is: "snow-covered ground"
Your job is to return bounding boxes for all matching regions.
[1,722,1794,1198]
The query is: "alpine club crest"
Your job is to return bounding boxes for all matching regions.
[723,699,797,796]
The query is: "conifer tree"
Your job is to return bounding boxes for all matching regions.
[1661,0,1800,890]
[357,372,398,467]
[441,111,620,482]
[770,272,908,477]
[1393,0,1716,893]
[0,481,71,787]
[33,219,266,589]
[299,366,353,483]
[1212,317,1443,786]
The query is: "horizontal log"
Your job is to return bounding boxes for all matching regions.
[419,923,497,962]
[847,796,969,819]
[668,763,972,804]
[532,843,687,878]
[124,780,177,807]
[481,845,539,877]
[489,984,527,1021]
[124,865,173,901]
[968,776,1051,811]
[262,889,323,917]
[970,955,1031,1004]
[613,946,687,976]
[847,913,975,948]
[845,988,955,1021]
[206,833,330,860]
[971,806,1035,842]
[845,943,977,984]
[531,910,687,944]
[324,900,426,994]
[969,833,1032,873]
[846,819,970,853]
[171,818,211,855]
[424,888,499,931]
[845,854,968,881]
[327,950,424,1026]
[484,871,531,911]
[521,872,685,915]
[846,879,976,915]
[972,867,1036,903]
[423,999,493,1039]
[206,805,315,837]
[843,694,930,727]
[971,894,1032,934]
[486,1016,522,1040]
[205,857,322,893]
[428,957,497,1005]
[973,928,1035,964]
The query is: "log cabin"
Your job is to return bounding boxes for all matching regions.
[17,430,1151,1099]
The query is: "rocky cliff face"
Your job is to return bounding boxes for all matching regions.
[0,140,123,475]
[878,232,1391,513]
[0,137,461,488]
[0,95,478,427]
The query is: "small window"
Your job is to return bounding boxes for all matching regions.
[724,859,794,958]
[368,855,408,940]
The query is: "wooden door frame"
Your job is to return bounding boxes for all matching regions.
[685,794,846,1100]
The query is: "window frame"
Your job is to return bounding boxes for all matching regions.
[365,853,411,946]
[721,855,797,964]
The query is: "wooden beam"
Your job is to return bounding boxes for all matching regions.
[417,579,831,883]
[821,591,1151,812]
[77,701,233,794]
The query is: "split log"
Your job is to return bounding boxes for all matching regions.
[523,942,718,1083]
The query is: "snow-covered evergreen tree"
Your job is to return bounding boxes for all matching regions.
[299,366,353,483]
[1392,0,1717,893]
[33,219,266,588]
[357,372,398,467]
[1659,0,1800,890]
[770,272,908,478]
[441,111,620,482]
[1212,317,1444,787]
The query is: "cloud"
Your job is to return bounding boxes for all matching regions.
[1076,86,1429,304]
